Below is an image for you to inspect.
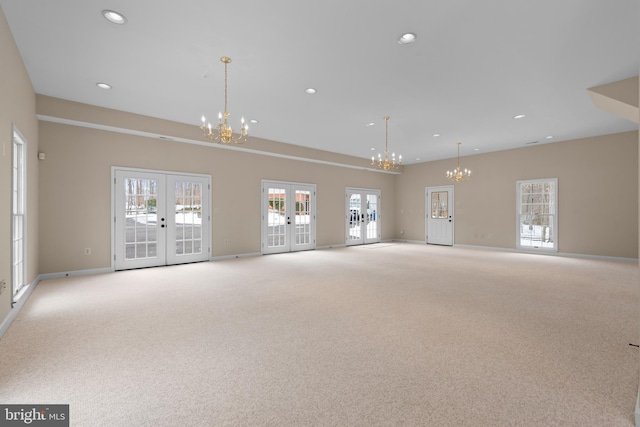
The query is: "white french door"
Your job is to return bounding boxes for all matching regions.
[516,178,557,251]
[345,188,380,245]
[426,185,454,246]
[261,180,316,254]
[114,169,210,270]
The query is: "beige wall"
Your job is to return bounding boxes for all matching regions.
[37,113,397,274]
[0,7,39,323]
[396,131,638,258]
[38,96,639,276]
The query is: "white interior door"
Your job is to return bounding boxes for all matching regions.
[114,169,210,270]
[426,186,454,246]
[262,180,316,254]
[346,188,380,246]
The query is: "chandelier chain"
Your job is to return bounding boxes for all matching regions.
[223,60,228,115]
[385,116,389,155]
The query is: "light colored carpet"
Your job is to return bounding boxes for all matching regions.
[0,244,638,426]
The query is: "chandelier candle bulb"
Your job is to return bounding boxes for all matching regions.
[199,56,249,144]
[445,142,471,182]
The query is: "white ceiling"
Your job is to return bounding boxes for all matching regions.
[1,1,638,163]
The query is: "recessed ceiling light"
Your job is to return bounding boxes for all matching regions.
[366,122,375,127]
[102,10,127,25]
[416,158,421,161]
[249,119,259,124]
[545,135,554,139]
[370,147,376,151]
[96,82,112,89]
[474,148,480,151]
[432,133,440,137]
[398,33,417,44]
[305,88,317,94]
[513,114,526,119]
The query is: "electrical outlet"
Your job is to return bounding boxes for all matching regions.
[84,248,91,255]
[0,279,6,295]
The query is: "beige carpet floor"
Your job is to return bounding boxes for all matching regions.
[0,244,638,426]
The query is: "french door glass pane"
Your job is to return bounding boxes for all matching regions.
[174,181,203,257]
[348,193,361,241]
[267,188,287,248]
[295,190,311,245]
[366,194,378,239]
[124,178,159,260]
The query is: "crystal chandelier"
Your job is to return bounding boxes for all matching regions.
[371,116,402,170]
[446,142,471,182]
[200,57,248,144]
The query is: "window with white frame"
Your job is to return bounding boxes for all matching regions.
[12,129,27,297]
[517,178,557,251]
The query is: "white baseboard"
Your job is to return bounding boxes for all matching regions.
[1,267,116,339]
[453,244,638,263]
[38,267,113,281]
[636,383,640,427]
[391,239,424,244]
[317,244,347,250]
[0,276,41,339]
[210,252,261,261]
